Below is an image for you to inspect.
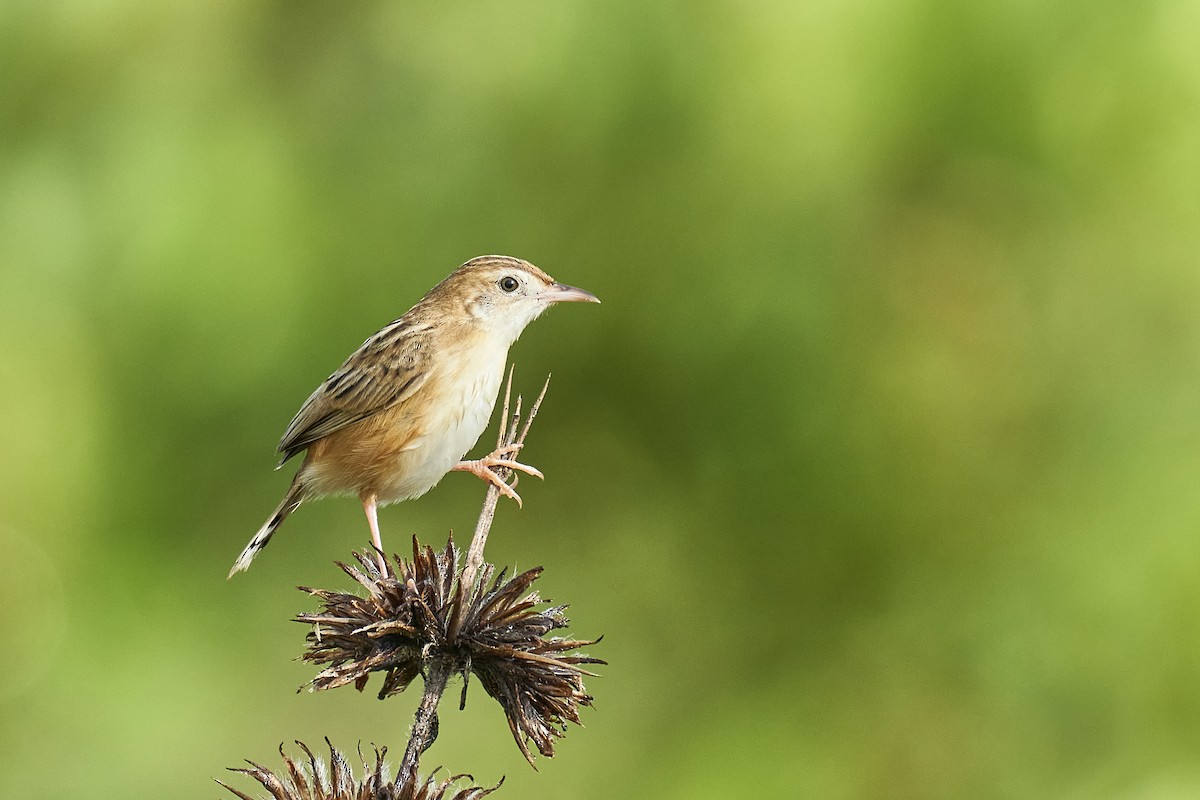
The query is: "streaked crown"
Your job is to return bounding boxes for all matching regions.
[416,255,599,343]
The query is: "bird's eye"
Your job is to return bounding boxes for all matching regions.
[498,276,520,293]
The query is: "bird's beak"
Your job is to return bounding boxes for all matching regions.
[542,282,601,304]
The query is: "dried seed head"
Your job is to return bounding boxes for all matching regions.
[218,739,498,800]
[297,538,604,764]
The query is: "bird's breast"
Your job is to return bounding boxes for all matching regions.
[375,336,506,503]
[300,331,509,504]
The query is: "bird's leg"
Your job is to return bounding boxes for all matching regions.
[452,447,544,508]
[361,493,387,571]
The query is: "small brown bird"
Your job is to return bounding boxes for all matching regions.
[229,255,599,576]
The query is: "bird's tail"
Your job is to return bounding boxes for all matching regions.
[228,480,305,578]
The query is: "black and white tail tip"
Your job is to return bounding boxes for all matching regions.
[228,484,303,578]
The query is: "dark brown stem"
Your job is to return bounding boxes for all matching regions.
[396,660,451,791]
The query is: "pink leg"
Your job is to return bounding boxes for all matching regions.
[361,493,386,568]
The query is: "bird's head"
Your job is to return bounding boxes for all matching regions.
[426,255,600,342]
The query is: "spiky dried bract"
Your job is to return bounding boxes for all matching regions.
[219,740,498,800]
[296,538,604,764]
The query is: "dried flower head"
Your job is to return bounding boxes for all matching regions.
[219,739,498,800]
[297,538,604,764]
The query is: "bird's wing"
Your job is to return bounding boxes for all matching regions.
[276,319,433,465]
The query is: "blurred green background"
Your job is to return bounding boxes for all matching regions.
[3,1,1200,798]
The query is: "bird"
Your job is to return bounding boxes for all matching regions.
[228,255,599,577]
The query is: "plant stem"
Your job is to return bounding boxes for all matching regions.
[396,367,551,785]
[448,369,549,641]
[397,660,451,789]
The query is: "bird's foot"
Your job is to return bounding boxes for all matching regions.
[453,449,544,508]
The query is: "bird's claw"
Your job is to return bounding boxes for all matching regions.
[453,450,544,507]
[479,457,544,481]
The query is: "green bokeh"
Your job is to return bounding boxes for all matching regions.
[3,2,1200,798]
